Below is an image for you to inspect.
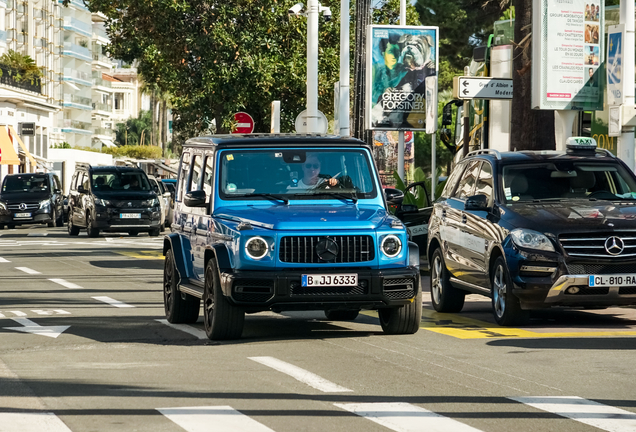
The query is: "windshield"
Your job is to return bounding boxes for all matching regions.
[2,175,49,193]
[218,149,377,201]
[502,161,636,202]
[91,171,152,192]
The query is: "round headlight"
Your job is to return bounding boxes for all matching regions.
[245,236,269,260]
[381,235,402,258]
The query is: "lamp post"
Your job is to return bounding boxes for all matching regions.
[305,0,320,133]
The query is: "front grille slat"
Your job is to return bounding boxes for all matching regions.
[7,203,39,211]
[279,235,375,263]
[560,232,636,258]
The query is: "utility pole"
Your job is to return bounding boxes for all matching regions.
[306,0,320,133]
[397,0,406,180]
[339,0,350,137]
[620,0,635,170]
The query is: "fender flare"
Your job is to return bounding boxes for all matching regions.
[163,233,193,284]
[408,241,420,268]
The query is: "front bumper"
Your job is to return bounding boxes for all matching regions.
[0,209,53,225]
[220,266,420,312]
[93,208,161,232]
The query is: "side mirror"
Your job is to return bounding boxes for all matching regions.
[398,204,419,214]
[54,188,61,194]
[184,189,206,207]
[77,186,86,194]
[465,194,489,211]
[384,188,404,204]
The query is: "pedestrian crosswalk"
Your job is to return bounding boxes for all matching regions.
[3,397,636,432]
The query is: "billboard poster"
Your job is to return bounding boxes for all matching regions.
[532,0,604,110]
[366,25,439,131]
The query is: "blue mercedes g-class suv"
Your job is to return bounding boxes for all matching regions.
[162,134,422,340]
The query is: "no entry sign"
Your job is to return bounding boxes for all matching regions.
[233,112,255,134]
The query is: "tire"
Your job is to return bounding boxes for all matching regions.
[149,228,161,237]
[203,258,245,340]
[86,213,99,238]
[7,224,15,229]
[324,310,359,321]
[55,209,64,227]
[378,279,422,335]
[129,231,139,237]
[430,248,465,313]
[47,210,55,228]
[68,218,80,236]
[491,256,530,326]
[163,249,200,323]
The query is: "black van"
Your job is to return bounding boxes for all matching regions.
[67,164,162,237]
[0,173,64,229]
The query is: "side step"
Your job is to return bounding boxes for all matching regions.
[179,281,204,299]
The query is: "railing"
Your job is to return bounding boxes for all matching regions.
[63,93,92,107]
[93,127,114,137]
[63,68,90,82]
[33,8,46,20]
[63,17,92,37]
[92,52,112,65]
[62,41,91,61]
[0,64,42,93]
[92,70,112,88]
[92,102,112,112]
[34,38,48,48]
[59,119,92,131]
[0,29,6,43]
[92,25,108,40]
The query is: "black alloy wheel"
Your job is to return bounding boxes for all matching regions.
[163,249,200,323]
[203,259,245,340]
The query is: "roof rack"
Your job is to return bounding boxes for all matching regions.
[466,149,502,160]
[75,162,92,169]
[595,148,615,158]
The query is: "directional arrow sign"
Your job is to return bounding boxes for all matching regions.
[3,317,70,338]
[456,77,513,100]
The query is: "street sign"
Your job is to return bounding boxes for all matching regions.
[455,77,513,100]
[18,122,35,136]
[232,112,255,134]
[607,25,624,106]
[295,110,328,134]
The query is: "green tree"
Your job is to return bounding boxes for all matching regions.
[115,111,153,147]
[87,0,341,151]
[0,50,43,83]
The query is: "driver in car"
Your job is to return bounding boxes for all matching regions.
[295,154,339,189]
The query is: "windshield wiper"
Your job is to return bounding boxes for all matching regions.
[229,193,288,204]
[292,191,358,203]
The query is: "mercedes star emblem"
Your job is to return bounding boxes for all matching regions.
[604,236,625,256]
[316,238,339,261]
[18,203,27,210]
[127,202,132,207]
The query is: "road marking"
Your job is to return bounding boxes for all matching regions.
[49,279,83,289]
[511,396,636,432]
[10,311,27,317]
[3,317,70,338]
[53,310,71,315]
[334,402,484,432]
[92,296,135,308]
[0,257,9,262]
[157,406,276,432]
[116,250,164,260]
[0,413,73,432]
[417,309,636,339]
[27,233,48,237]
[155,319,207,339]
[0,312,4,318]
[249,356,353,393]
[15,267,40,275]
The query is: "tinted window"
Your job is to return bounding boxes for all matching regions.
[203,155,214,204]
[474,162,493,200]
[90,171,151,191]
[453,160,481,199]
[191,155,203,191]
[2,175,49,193]
[176,152,191,202]
[70,173,78,191]
[441,162,466,198]
[53,175,62,191]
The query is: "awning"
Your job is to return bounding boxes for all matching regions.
[8,126,37,168]
[100,139,117,148]
[0,126,20,165]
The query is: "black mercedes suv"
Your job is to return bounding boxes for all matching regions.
[427,137,636,325]
[67,164,162,237]
[0,173,64,229]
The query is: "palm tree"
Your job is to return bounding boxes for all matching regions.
[140,79,171,155]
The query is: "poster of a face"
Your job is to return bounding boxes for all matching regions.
[366,25,438,131]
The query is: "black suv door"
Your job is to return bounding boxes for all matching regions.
[394,181,433,259]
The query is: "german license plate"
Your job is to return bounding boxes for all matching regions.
[302,274,358,287]
[14,213,31,218]
[120,213,141,219]
[588,275,636,287]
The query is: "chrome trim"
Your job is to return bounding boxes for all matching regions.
[179,285,204,299]
[567,252,636,258]
[545,274,636,302]
[466,149,501,160]
[449,277,490,295]
[520,265,557,273]
[561,237,636,241]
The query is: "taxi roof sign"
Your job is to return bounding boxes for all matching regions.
[566,137,597,148]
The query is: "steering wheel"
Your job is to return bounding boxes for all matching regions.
[315,177,345,190]
[588,190,616,199]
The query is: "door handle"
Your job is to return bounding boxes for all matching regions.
[462,214,467,223]
[441,209,447,218]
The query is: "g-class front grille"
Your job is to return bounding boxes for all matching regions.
[279,235,375,263]
[559,232,636,258]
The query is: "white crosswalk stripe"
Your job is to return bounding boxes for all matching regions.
[92,296,135,308]
[0,257,10,262]
[157,406,276,432]
[49,279,83,289]
[27,232,48,237]
[155,319,207,339]
[0,412,72,432]
[335,402,485,432]
[511,396,636,432]
[249,356,353,393]
[15,267,41,275]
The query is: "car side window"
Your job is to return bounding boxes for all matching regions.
[474,162,493,201]
[441,162,467,198]
[82,173,90,190]
[70,173,78,191]
[453,160,481,199]
[190,155,203,191]
[202,155,214,204]
[176,152,191,202]
[53,175,62,191]
[76,173,86,191]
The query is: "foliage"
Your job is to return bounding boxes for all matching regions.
[102,145,163,159]
[372,0,421,25]
[0,50,43,83]
[51,142,72,149]
[392,166,446,208]
[86,0,342,150]
[114,111,153,147]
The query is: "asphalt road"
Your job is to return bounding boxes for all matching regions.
[1,225,635,432]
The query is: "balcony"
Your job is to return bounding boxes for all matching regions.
[63,68,91,85]
[92,102,112,113]
[0,29,6,44]
[63,93,92,109]
[60,0,89,12]
[92,52,112,66]
[62,42,92,62]
[93,127,114,138]
[59,118,92,133]
[34,38,48,49]
[63,17,92,38]
[92,71,112,88]
[92,25,108,41]
[0,64,42,94]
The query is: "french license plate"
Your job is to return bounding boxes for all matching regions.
[14,212,31,218]
[588,274,636,287]
[302,274,358,287]
[120,213,141,219]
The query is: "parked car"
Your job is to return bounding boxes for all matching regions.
[162,134,422,340]
[148,175,171,230]
[0,173,64,229]
[427,137,636,326]
[67,163,162,237]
